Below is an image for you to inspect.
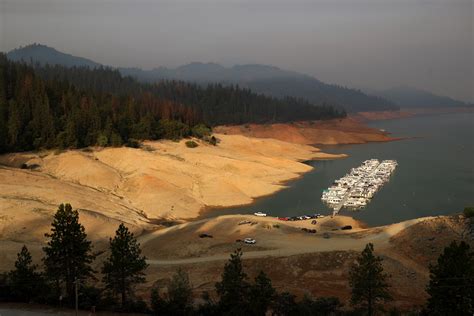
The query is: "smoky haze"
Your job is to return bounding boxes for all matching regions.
[1,0,472,102]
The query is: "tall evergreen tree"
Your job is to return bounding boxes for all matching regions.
[271,291,298,316]
[426,240,474,315]
[297,295,342,316]
[248,271,276,316]
[8,245,43,302]
[42,203,95,302]
[167,269,193,315]
[151,269,194,316]
[0,100,7,152]
[349,243,391,316]
[0,55,345,153]
[215,248,250,315]
[102,223,148,309]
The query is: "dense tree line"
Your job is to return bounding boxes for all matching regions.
[0,55,202,153]
[244,77,398,113]
[1,203,473,315]
[33,62,346,125]
[0,55,345,153]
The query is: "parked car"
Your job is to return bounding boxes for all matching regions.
[244,237,256,244]
[238,220,251,225]
[341,225,352,230]
[311,220,317,225]
[278,217,289,221]
[199,233,213,238]
[254,212,267,217]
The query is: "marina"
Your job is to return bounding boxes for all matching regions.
[322,159,397,215]
[208,112,474,227]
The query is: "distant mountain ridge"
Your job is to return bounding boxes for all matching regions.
[7,43,101,68]
[120,63,397,112]
[120,62,307,82]
[6,44,397,112]
[372,86,467,108]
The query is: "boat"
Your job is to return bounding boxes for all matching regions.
[321,159,397,211]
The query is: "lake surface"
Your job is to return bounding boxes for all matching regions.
[209,112,474,226]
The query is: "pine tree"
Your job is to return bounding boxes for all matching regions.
[0,100,8,152]
[43,203,95,302]
[7,100,21,148]
[167,269,193,315]
[215,248,250,315]
[297,295,342,316]
[102,223,148,309]
[8,245,43,302]
[151,269,194,316]
[426,240,474,315]
[272,292,298,316]
[248,271,276,316]
[349,243,391,316]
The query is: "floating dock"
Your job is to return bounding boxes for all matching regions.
[322,159,397,215]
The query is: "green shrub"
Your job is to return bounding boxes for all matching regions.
[126,138,140,148]
[157,119,191,140]
[209,135,217,146]
[463,207,474,218]
[185,140,198,148]
[109,132,123,147]
[96,133,108,147]
[191,124,212,139]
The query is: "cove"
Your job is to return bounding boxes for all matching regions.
[207,112,474,226]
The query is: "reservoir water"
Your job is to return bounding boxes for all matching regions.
[210,112,474,226]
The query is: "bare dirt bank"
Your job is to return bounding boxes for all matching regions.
[350,110,414,122]
[0,134,347,267]
[351,107,474,122]
[140,214,472,310]
[214,117,397,145]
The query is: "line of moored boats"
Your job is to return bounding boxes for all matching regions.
[253,212,325,221]
[321,159,397,211]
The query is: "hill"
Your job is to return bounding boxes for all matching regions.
[373,86,467,108]
[121,63,398,112]
[7,43,101,68]
[0,55,345,153]
[6,44,397,112]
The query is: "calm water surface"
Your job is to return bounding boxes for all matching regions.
[209,112,474,226]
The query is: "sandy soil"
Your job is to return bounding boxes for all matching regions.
[139,214,472,310]
[0,134,347,269]
[1,124,470,310]
[214,117,397,145]
[139,214,428,263]
[0,134,344,222]
[351,107,474,122]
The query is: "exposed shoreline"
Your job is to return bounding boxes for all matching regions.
[214,117,397,145]
[0,133,345,225]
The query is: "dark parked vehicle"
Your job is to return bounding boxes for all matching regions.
[199,233,213,238]
[341,225,352,230]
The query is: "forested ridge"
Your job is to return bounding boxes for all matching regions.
[0,54,345,153]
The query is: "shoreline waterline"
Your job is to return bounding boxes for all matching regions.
[204,112,474,227]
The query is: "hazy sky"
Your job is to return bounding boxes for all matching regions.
[1,0,473,102]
